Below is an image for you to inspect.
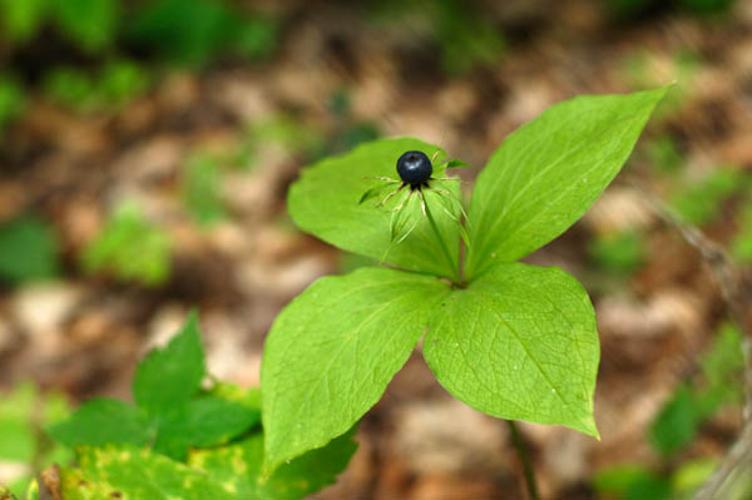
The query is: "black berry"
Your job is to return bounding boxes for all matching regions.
[396,150,432,189]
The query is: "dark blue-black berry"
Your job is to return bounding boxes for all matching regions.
[397,150,432,189]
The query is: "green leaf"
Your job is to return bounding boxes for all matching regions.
[261,266,450,473]
[0,215,58,283]
[466,87,668,279]
[188,430,356,499]
[670,168,746,226]
[588,230,645,276]
[0,76,26,133]
[182,155,226,226]
[288,137,461,278]
[424,263,599,436]
[154,396,260,460]
[81,202,171,287]
[60,445,231,499]
[0,0,48,43]
[48,398,151,448]
[51,0,117,53]
[649,384,703,457]
[0,382,70,497]
[133,312,205,417]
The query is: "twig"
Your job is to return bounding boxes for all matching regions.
[628,182,752,499]
[506,420,540,500]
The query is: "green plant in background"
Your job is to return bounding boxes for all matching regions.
[731,199,752,264]
[0,76,25,136]
[31,313,355,499]
[0,383,70,497]
[51,0,118,53]
[646,135,684,174]
[0,0,48,43]
[182,155,226,226]
[81,202,171,287]
[589,230,647,278]
[669,168,746,226]
[328,89,381,154]
[260,87,669,476]
[0,215,58,284]
[125,0,277,68]
[369,0,505,75]
[433,0,505,75]
[239,115,326,170]
[43,60,150,113]
[594,323,744,499]
[651,323,744,457]
[605,0,736,19]
[622,50,700,117]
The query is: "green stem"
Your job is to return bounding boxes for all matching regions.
[506,420,540,500]
[422,192,459,282]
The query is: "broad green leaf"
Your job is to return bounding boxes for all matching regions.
[48,398,151,448]
[60,445,231,499]
[261,266,450,473]
[288,137,461,279]
[188,431,356,499]
[424,263,599,436]
[154,396,260,460]
[133,312,205,417]
[0,215,58,283]
[466,88,668,279]
[648,384,702,457]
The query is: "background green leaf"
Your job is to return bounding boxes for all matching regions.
[60,445,231,499]
[0,215,58,283]
[0,382,70,497]
[287,137,461,279]
[0,0,48,43]
[424,263,599,435]
[466,87,668,279]
[154,396,260,460]
[52,0,118,53]
[261,266,450,473]
[81,202,171,287]
[189,431,356,499]
[48,398,151,448]
[133,312,205,417]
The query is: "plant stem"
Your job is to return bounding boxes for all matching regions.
[506,420,540,500]
[422,192,459,282]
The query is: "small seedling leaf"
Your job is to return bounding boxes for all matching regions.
[133,312,205,417]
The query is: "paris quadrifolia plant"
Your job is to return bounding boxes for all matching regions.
[261,86,670,476]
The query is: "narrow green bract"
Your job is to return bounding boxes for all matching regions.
[288,137,460,278]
